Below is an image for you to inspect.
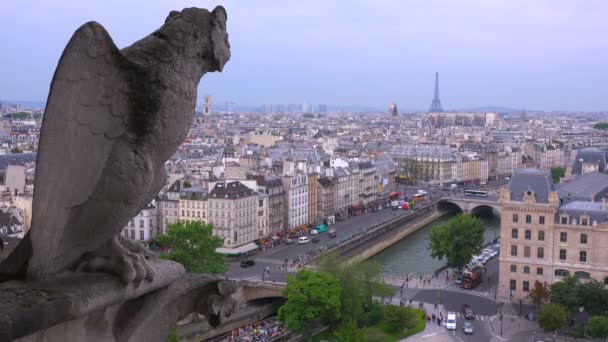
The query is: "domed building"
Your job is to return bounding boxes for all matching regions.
[567,147,607,176]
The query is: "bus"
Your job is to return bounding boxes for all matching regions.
[461,265,483,289]
[464,190,488,197]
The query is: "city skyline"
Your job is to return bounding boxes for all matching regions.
[1,1,608,111]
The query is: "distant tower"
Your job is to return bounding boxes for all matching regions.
[428,72,444,113]
[389,101,398,117]
[521,107,527,122]
[203,94,211,115]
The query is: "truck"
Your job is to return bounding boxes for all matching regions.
[461,265,483,289]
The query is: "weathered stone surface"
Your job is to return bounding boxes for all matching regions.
[0,6,230,285]
[0,6,233,342]
[0,258,184,341]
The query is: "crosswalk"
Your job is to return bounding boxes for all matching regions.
[439,284,489,297]
[450,311,494,322]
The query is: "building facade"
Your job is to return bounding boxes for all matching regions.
[498,168,608,301]
[208,181,257,247]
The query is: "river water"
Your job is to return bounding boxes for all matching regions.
[370,213,500,276]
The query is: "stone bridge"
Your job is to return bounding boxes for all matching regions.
[236,280,285,302]
[438,195,501,216]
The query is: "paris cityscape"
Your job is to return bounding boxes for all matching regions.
[1,1,608,342]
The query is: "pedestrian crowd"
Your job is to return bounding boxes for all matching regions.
[209,317,285,342]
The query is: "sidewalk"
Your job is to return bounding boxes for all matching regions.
[488,313,537,341]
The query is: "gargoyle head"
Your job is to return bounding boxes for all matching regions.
[160,6,231,72]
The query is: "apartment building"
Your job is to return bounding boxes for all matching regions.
[208,181,257,247]
[498,168,608,301]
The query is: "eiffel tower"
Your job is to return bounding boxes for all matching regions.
[428,72,444,112]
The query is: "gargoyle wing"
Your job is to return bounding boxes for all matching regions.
[28,22,130,279]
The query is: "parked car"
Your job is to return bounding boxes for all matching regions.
[446,312,457,330]
[298,236,310,244]
[463,321,474,334]
[240,259,255,268]
[285,238,295,245]
[312,237,320,243]
[328,229,337,238]
[462,304,474,319]
[310,229,319,235]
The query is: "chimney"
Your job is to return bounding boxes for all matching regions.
[602,197,606,211]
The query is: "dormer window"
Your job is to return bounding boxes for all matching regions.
[560,216,568,225]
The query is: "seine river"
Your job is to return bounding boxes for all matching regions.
[370,213,500,276]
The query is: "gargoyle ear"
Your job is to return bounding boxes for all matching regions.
[165,10,180,24]
[210,6,230,72]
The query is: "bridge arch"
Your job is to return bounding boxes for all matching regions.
[437,199,464,213]
[438,198,501,217]
[469,204,500,217]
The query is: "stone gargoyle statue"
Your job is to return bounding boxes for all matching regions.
[0,6,230,285]
[0,6,242,342]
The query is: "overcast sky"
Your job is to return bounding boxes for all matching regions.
[1,0,607,111]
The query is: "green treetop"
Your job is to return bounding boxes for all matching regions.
[155,221,225,274]
[278,269,342,336]
[428,214,485,268]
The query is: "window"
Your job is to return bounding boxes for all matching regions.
[181,210,184,217]
[512,214,519,223]
[538,230,545,241]
[123,230,128,238]
[526,215,532,224]
[537,267,543,275]
[139,220,144,228]
[559,249,567,260]
[511,245,518,256]
[510,279,516,290]
[580,251,587,263]
[139,231,144,241]
[525,230,531,240]
[524,246,531,258]
[537,247,544,259]
[561,216,568,224]
[581,218,588,226]
[555,269,569,277]
[524,266,530,274]
[510,265,517,273]
[560,232,567,243]
[130,230,135,239]
[511,229,518,239]
[575,271,590,280]
[580,234,588,244]
[523,281,530,292]
[539,216,545,225]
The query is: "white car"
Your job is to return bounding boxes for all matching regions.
[298,236,310,244]
[310,229,319,235]
[446,312,457,330]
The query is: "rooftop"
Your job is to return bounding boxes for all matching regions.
[508,168,554,203]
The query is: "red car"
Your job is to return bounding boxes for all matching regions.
[462,304,474,319]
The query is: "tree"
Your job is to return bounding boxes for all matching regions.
[537,304,568,335]
[318,254,392,328]
[182,180,192,188]
[383,305,411,333]
[550,276,581,314]
[155,221,225,274]
[278,270,342,336]
[428,214,485,268]
[10,147,22,154]
[577,280,608,316]
[594,122,608,130]
[550,167,565,184]
[528,280,551,309]
[588,316,608,342]
[303,113,314,119]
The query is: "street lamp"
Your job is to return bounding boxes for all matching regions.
[497,302,504,336]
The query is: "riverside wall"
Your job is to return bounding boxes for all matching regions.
[322,201,452,264]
